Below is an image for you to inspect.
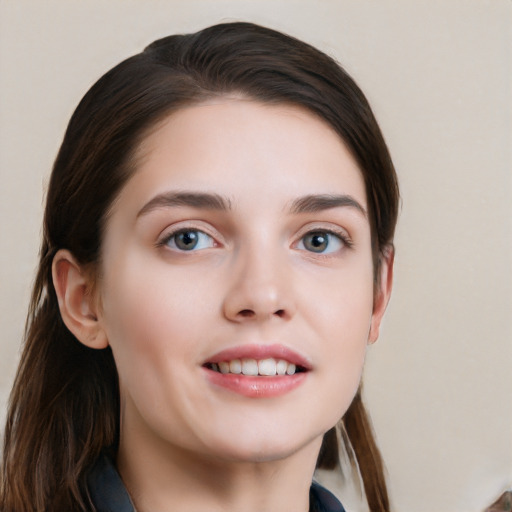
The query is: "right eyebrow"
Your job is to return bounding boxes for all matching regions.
[137,191,232,218]
[288,194,367,218]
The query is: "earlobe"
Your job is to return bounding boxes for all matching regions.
[368,246,394,344]
[52,249,108,349]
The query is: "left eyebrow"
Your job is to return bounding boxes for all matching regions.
[288,194,367,217]
[137,191,232,217]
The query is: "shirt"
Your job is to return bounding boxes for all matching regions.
[87,453,346,512]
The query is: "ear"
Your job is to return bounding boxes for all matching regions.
[368,246,394,344]
[52,249,108,349]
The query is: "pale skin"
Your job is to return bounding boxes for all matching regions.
[53,99,393,512]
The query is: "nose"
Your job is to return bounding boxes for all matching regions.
[222,246,295,323]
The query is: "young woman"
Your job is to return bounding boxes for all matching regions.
[1,22,399,512]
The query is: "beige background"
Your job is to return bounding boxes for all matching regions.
[1,1,510,511]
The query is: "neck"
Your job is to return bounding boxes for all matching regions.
[116,424,322,512]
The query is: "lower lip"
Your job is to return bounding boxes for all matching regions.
[203,369,308,398]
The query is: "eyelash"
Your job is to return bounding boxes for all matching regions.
[157,226,353,254]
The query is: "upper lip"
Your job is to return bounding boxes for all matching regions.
[204,343,312,371]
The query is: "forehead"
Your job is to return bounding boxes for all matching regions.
[120,99,367,213]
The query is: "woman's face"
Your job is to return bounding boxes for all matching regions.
[97,99,390,463]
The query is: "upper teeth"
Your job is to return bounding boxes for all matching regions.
[213,358,296,376]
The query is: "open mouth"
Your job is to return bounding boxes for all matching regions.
[204,358,308,377]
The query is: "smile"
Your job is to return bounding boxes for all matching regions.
[205,358,303,376]
[202,344,310,398]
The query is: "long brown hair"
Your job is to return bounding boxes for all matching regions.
[1,22,399,511]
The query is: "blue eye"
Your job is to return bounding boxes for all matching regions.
[298,231,344,254]
[163,229,215,251]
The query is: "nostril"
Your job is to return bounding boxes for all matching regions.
[232,308,288,320]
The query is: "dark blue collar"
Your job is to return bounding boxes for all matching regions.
[87,454,134,512]
[88,454,346,512]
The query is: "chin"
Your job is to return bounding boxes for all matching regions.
[202,425,326,465]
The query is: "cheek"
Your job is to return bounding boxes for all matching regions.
[99,251,216,386]
[98,253,224,444]
[303,257,374,340]
[302,263,374,416]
